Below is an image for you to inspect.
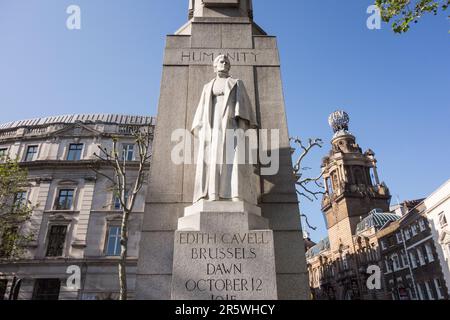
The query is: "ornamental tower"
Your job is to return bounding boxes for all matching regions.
[321,111,391,253]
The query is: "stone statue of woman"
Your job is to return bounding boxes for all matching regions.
[191,55,258,205]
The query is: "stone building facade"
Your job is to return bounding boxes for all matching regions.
[0,114,154,300]
[425,179,450,297]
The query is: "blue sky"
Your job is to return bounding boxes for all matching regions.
[0,0,449,242]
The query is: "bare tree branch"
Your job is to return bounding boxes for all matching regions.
[291,137,325,231]
[89,124,153,300]
[301,214,318,231]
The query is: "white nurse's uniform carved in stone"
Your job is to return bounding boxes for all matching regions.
[191,55,258,204]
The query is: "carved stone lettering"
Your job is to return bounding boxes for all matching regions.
[171,230,277,300]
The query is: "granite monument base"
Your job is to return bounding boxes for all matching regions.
[171,201,278,300]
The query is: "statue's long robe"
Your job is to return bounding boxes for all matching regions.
[191,77,258,204]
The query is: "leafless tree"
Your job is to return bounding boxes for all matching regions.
[91,125,153,300]
[290,137,325,231]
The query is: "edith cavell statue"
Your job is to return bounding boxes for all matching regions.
[191,55,258,205]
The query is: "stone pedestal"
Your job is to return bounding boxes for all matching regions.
[171,201,278,300]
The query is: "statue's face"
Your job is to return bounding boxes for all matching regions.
[215,56,231,74]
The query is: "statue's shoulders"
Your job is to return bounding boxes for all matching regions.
[228,77,240,86]
[203,79,215,89]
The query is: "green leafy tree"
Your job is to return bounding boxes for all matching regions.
[375,0,450,33]
[0,157,33,259]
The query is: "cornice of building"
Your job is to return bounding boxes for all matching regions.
[19,159,149,170]
[0,114,155,131]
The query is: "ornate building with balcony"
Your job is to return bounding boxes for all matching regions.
[0,114,155,300]
[306,111,394,300]
[378,198,449,300]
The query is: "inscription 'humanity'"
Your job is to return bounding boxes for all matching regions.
[181,51,258,63]
[172,231,277,300]
[163,49,280,66]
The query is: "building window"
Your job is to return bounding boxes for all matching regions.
[424,281,434,300]
[32,279,61,300]
[0,279,7,300]
[326,177,333,195]
[381,240,387,250]
[106,226,121,256]
[396,233,403,244]
[24,145,38,162]
[45,225,67,257]
[385,260,392,273]
[392,254,400,270]
[417,247,425,266]
[439,212,448,228]
[13,191,27,211]
[419,219,426,232]
[424,243,434,263]
[113,191,129,210]
[416,283,422,300]
[66,143,83,161]
[401,252,409,267]
[114,195,122,210]
[409,251,417,268]
[434,278,444,300]
[0,148,8,160]
[122,144,135,161]
[365,249,371,262]
[421,283,429,300]
[55,189,74,210]
[411,224,418,236]
[0,226,18,258]
[404,229,411,240]
[342,254,349,270]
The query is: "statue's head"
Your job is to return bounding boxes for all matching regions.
[213,55,231,75]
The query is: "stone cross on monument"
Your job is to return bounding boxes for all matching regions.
[136,0,310,300]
